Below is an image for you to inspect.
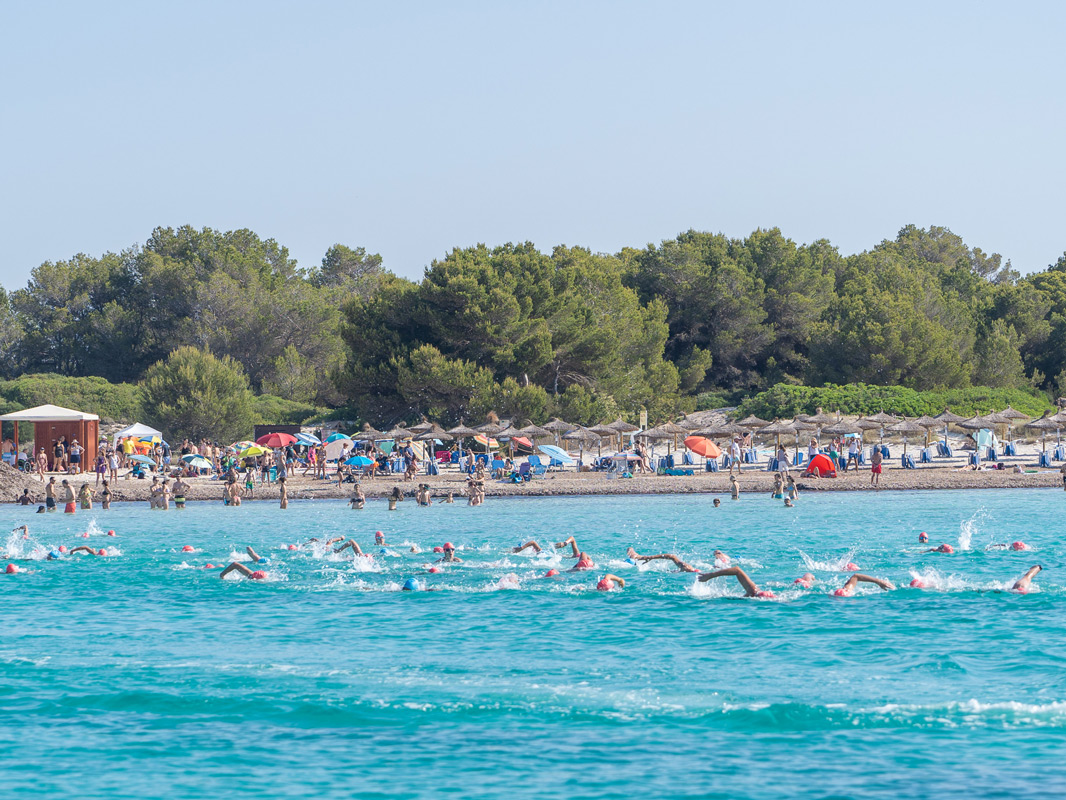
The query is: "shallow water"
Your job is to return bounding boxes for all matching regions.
[2,489,1065,799]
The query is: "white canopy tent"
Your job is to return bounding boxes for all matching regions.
[112,422,164,447]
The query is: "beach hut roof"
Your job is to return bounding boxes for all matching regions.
[0,403,99,422]
[679,416,704,430]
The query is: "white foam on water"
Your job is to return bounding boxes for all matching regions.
[799,549,856,572]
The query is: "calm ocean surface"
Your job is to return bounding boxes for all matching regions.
[2,489,1065,799]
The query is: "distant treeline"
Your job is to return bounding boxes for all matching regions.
[1,224,1065,435]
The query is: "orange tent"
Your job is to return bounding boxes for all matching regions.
[804,453,837,477]
[684,436,722,459]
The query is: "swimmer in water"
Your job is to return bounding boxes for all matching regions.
[918,532,929,543]
[597,574,626,591]
[1011,564,1043,594]
[697,566,775,598]
[333,539,367,555]
[219,546,270,580]
[794,572,816,589]
[375,531,386,545]
[831,573,895,597]
[555,536,594,571]
[784,497,794,507]
[923,544,954,554]
[713,498,721,507]
[729,474,740,499]
[513,540,542,554]
[625,546,697,573]
[348,484,365,509]
[68,545,103,556]
[436,542,462,563]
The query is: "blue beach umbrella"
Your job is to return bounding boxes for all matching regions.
[325,433,352,443]
[344,456,375,467]
[538,444,574,465]
[128,454,155,465]
[296,432,321,445]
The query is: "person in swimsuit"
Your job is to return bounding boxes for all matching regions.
[388,486,403,511]
[831,573,895,597]
[698,566,776,598]
[279,475,288,509]
[870,447,883,486]
[555,536,593,571]
[436,542,462,563]
[68,546,107,556]
[348,484,365,509]
[171,477,189,509]
[60,480,76,514]
[77,483,93,510]
[597,574,626,591]
[101,480,112,510]
[1011,565,1043,594]
[923,543,955,554]
[730,474,740,499]
[625,546,697,572]
[333,539,368,555]
[45,477,57,511]
[771,473,784,499]
[220,547,269,579]
[17,489,32,506]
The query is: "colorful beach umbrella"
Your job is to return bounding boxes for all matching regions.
[256,432,298,448]
[325,432,352,443]
[537,444,574,464]
[474,434,499,449]
[296,432,321,445]
[684,436,722,459]
[128,454,155,465]
[344,455,375,467]
[183,455,211,469]
[239,445,269,457]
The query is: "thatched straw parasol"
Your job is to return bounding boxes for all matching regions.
[387,423,412,439]
[447,420,478,459]
[887,418,926,455]
[1027,412,1060,453]
[357,423,385,441]
[737,414,770,429]
[758,419,796,452]
[998,406,1030,445]
[408,419,434,436]
[913,415,941,447]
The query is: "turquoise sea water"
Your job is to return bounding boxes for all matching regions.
[2,489,1065,799]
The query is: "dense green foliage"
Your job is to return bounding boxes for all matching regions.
[140,347,256,442]
[738,383,1052,420]
[4,223,1066,430]
[0,374,143,421]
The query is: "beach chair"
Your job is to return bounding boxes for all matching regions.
[426,460,439,476]
[766,458,777,472]
[901,453,916,469]
[705,458,718,472]
[794,452,805,466]
[919,448,933,464]
[985,447,997,462]
[1039,451,1053,468]
[969,452,980,467]
[1056,446,1066,461]
[681,452,694,466]
[527,455,547,479]
[1004,442,1017,456]
[515,463,532,481]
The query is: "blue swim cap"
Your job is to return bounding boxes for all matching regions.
[380,548,388,554]
[402,578,420,591]
[257,556,270,565]
[48,550,59,560]
[625,558,635,565]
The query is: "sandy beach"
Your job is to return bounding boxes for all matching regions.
[4,450,1063,504]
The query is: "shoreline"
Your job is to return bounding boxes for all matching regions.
[5,464,1064,504]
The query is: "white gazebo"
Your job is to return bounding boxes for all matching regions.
[0,404,100,470]
[112,422,164,448]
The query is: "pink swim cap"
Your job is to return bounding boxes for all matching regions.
[376,531,384,538]
[545,569,559,577]
[181,545,194,552]
[910,578,925,588]
[432,546,443,553]
[81,532,89,538]
[288,544,297,550]
[97,549,106,556]
[204,563,215,569]
[428,566,441,573]
[597,578,615,591]
[58,545,68,554]
[833,587,853,597]
[107,530,115,536]
[250,570,266,580]
[794,578,813,589]
[1012,541,1028,551]
[844,562,859,571]
[443,542,455,550]
[756,590,775,598]
[918,532,929,542]
[938,544,954,554]
[5,563,17,574]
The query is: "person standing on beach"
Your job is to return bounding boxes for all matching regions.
[729,438,741,475]
[279,476,288,509]
[870,447,883,487]
[36,448,48,481]
[59,479,76,514]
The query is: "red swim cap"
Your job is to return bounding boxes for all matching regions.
[250,570,266,580]
[432,546,443,553]
[794,578,813,589]
[919,532,929,542]
[81,532,89,538]
[428,566,441,573]
[107,530,115,536]
[756,590,775,598]
[545,569,559,577]
[97,549,106,556]
[204,563,215,569]
[844,562,859,571]
[597,578,615,591]
[443,542,454,550]
[910,578,925,588]
[376,530,383,537]
[5,563,18,574]
[181,545,194,552]
[833,587,853,597]
[938,544,954,554]
[288,544,297,550]
[1012,541,1028,551]
[58,545,68,554]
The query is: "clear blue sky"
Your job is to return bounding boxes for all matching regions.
[2,1,1063,286]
